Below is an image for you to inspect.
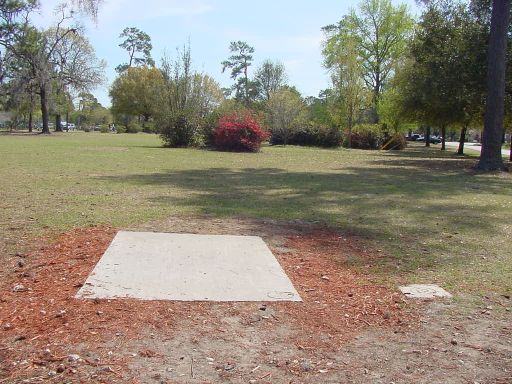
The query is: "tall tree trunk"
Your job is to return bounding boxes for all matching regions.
[28,110,33,133]
[458,126,467,155]
[425,126,431,147]
[373,69,380,124]
[55,114,62,132]
[40,86,50,134]
[476,0,511,171]
[28,92,34,133]
[441,125,446,150]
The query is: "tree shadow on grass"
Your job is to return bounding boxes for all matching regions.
[0,131,41,136]
[97,163,512,273]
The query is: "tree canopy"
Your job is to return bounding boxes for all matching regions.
[116,27,154,73]
[0,0,104,133]
[323,0,414,122]
[221,41,256,105]
[254,60,287,102]
[110,66,165,123]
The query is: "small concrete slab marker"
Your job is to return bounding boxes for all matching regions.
[76,231,301,302]
[399,284,452,299]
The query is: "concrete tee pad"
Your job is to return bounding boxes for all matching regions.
[76,231,302,302]
[399,284,452,299]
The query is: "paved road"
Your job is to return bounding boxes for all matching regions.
[444,141,510,157]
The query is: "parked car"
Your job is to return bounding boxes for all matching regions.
[419,135,442,144]
[430,136,442,144]
[408,133,422,141]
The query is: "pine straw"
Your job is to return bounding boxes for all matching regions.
[0,226,418,382]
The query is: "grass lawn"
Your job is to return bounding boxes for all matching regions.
[1,132,511,300]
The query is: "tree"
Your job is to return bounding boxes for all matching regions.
[267,88,305,146]
[69,0,104,20]
[187,73,224,117]
[70,92,109,128]
[323,0,413,122]
[305,90,336,127]
[47,25,105,131]
[397,1,487,151]
[159,44,224,147]
[116,27,154,73]
[2,75,38,131]
[110,66,165,125]
[0,47,39,131]
[323,23,368,147]
[0,3,49,132]
[254,60,287,102]
[160,45,193,117]
[0,1,105,134]
[221,41,256,105]
[75,91,99,126]
[21,28,72,134]
[476,0,511,171]
[378,86,408,134]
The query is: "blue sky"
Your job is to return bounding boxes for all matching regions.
[34,0,419,107]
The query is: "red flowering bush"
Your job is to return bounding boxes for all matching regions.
[214,111,269,152]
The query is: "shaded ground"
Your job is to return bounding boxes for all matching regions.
[1,217,511,383]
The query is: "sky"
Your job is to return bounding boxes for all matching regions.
[33,0,419,107]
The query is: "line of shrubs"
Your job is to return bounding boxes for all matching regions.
[114,115,407,152]
[270,125,343,148]
[272,124,406,150]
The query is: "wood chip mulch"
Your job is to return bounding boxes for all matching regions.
[0,226,418,382]
[276,231,418,350]
[0,227,205,382]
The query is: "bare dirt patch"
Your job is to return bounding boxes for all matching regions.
[1,218,510,383]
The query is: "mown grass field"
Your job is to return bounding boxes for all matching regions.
[1,132,511,300]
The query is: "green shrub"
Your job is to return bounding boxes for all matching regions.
[125,121,142,133]
[142,122,157,134]
[100,125,109,133]
[271,125,342,148]
[115,125,126,134]
[198,112,221,148]
[159,113,199,147]
[344,124,383,149]
[83,126,91,133]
